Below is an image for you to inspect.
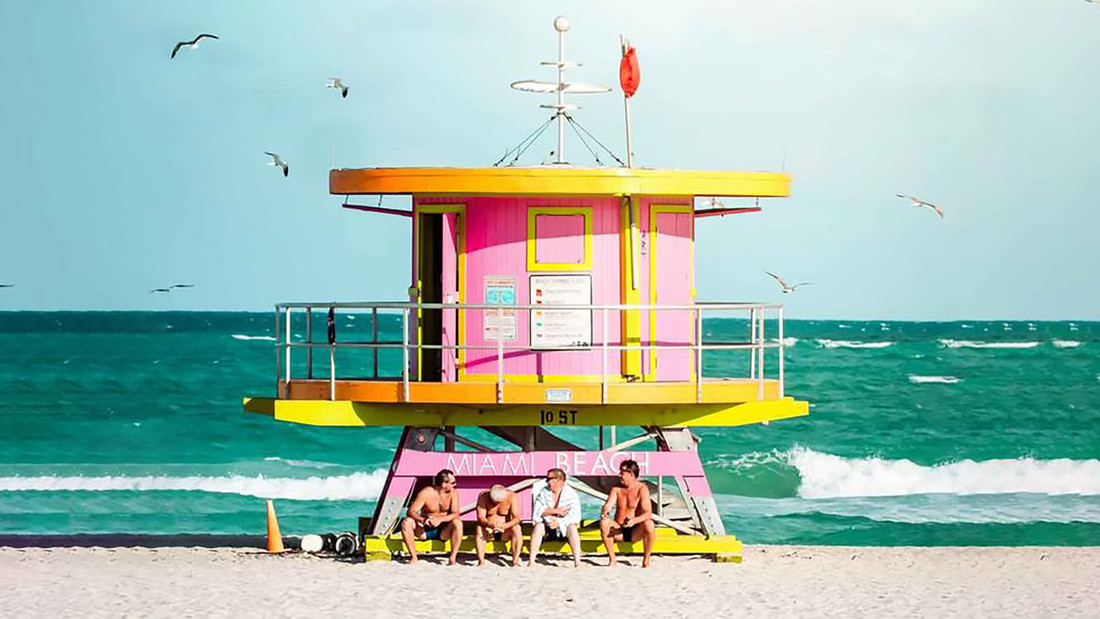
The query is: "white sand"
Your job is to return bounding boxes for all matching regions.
[1,545,1097,617]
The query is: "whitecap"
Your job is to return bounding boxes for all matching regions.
[817,339,894,349]
[1052,340,1082,349]
[908,375,961,384]
[939,339,1040,349]
[232,334,277,342]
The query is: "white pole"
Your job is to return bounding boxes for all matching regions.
[624,96,634,168]
[556,22,565,164]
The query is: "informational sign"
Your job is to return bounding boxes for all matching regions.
[529,274,592,348]
[483,276,516,342]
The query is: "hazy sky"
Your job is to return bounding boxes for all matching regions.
[1,0,1098,319]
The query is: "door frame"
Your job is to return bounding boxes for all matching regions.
[415,203,466,381]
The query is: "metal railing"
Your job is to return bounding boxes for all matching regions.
[273,301,787,403]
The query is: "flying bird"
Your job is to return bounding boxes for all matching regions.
[265,152,289,177]
[896,193,944,218]
[149,284,194,294]
[325,78,349,98]
[171,34,219,59]
[765,271,812,294]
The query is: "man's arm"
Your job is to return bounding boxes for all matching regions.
[406,488,429,524]
[502,493,522,529]
[625,485,653,525]
[475,493,491,527]
[533,488,552,519]
[600,487,618,519]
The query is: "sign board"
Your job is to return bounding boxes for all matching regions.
[529,274,592,348]
[483,276,516,342]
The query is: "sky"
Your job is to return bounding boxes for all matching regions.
[1,0,1098,320]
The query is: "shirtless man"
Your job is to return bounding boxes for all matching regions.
[598,459,656,567]
[400,469,462,565]
[474,484,523,566]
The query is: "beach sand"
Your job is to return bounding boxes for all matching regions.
[1,545,1097,617]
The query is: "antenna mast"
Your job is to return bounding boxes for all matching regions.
[510,16,610,166]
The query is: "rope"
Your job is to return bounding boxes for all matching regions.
[564,114,603,166]
[563,113,626,167]
[493,116,556,167]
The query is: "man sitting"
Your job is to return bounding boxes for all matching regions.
[474,484,523,566]
[399,469,462,565]
[598,459,656,568]
[528,468,582,567]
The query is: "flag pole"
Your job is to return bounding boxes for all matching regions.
[621,36,634,168]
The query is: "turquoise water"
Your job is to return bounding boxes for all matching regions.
[1,312,1098,545]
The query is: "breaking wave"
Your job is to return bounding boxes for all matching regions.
[231,334,276,341]
[0,470,388,501]
[908,375,961,384]
[939,339,1040,349]
[1052,340,1082,349]
[816,339,894,349]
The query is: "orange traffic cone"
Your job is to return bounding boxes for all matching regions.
[266,499,286,553]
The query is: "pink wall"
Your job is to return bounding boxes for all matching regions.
[412,195,695,383]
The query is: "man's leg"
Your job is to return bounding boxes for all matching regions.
[507,523,523,566]
[527,522,545,567]
[447,519,462,565]
[632,520,656,568]
[599,517,622,568]
[565,523,581,568]
[400,517,420,564]
[474,524,487,566]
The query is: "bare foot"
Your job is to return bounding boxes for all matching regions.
[642,558,651,568]
[607,559,616,568]
[449,557,458,566]
[478,559,486,567]
[573,560,580,568]
[408,556,418,565]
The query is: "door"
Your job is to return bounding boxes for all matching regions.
[416,210,461,382]
[651,208,693,381]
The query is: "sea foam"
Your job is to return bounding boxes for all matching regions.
[231,334,277,341]
[0,470,388,501]
[787,448,1100,499]
[908,375,961,384]
[817,339,894,349]
[939,339,1040,349]
[1052,340,1082,349]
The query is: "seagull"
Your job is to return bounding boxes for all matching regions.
[149,284,194,294]
[765,271,812,294]
[265,152,289,177]
[325,78,349,98]
[896,193,944,218]
[171,34,219,59]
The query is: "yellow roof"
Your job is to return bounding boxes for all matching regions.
[329,166,790,198]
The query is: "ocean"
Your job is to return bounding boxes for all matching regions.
[1,312,1098,546]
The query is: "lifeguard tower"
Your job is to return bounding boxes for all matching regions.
[244,16,807,562]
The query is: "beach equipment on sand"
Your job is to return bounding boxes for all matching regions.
[243,16,809,564]
[300,534,324,553]
[333,532,357,557]
[265,499,285,553]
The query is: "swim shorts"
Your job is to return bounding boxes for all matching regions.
[424,525,444,541]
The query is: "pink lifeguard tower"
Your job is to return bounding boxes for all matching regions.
[245,16,808,562]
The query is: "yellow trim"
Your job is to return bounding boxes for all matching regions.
[649,205,695,380]
[244,396,809,428]
[331,166,791,198]
[459,373,626,383]
[526,206,593,272]
[619,197,642,377]
[415,203,466,380]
